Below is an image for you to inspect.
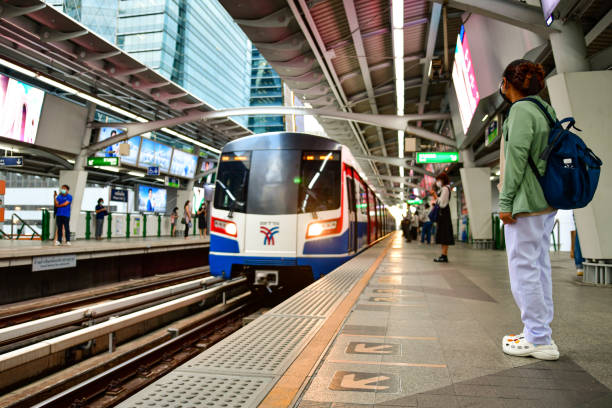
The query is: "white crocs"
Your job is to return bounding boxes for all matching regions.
[503,332,556,345]
[502,336,559,360]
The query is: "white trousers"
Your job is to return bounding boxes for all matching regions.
[504,212,556,345]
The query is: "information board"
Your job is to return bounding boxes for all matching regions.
[416,152,459,164]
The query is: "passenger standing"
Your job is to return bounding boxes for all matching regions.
[197,202,207,238]
[401,215,410,242]
[498,59,559,360]
[570,213,584,277]
[420,203,433,244]
[94,198,108,240]
[183,200,192,239]
[170,207,178,237]
[431,172,454,262]
[54,184,72,246]
[410,210,419,241]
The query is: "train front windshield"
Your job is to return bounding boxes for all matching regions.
[214,150,341,215]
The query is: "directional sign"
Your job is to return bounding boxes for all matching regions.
[166,176,180,188]
[346,342,400,355]
[0,156,23,167]
[87,156,119,167]
[147,166,160,176]
[416,151,459,164]
[329,371,398,393]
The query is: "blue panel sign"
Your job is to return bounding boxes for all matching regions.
[110,188,128,202]
[0,156,23,167]
[147,166,160,176]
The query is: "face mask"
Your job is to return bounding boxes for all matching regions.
[499,79,512,104]
[436,181,442,188]
[60,189,67,194]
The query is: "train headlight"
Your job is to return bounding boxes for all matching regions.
[307,223,324,237]
[225,222,237,236]
[306,219,339,238]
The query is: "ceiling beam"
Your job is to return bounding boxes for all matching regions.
[416,3,442,127]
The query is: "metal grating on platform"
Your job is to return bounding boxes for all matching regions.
[119,371,272,408]
[117,238,390,408]
[268,288,344,317]
[181,314,323,375]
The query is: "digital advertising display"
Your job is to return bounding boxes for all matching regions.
[96,127,140,166]
[0,73,45,144]
[138,138,172,173]
[452,25,480,134]
[170,149,198,178]
[137,185,167,213]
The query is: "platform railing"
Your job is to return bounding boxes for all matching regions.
[10,213,41,240]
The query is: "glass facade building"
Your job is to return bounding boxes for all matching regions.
[47,0,252,126]
[248,47,285,133]
[46,0,118,43]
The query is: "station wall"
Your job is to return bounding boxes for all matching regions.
[36,94,88,155]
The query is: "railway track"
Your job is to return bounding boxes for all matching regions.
[0,268,212,329]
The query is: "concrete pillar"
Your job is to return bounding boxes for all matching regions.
[547,71,612,262]
[60,102,95,239]
[459,167,493,243]
[549,19,590,74]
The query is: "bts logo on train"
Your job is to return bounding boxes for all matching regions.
[260,222,279,246]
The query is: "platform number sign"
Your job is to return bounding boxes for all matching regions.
[0,156,23,167]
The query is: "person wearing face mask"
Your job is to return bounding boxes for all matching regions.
[54,184,72,246]
[94,198,108,240]
[498,59,559,361]
[430,173,454,262]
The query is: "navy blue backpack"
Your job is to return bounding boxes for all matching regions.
[521,97,602,210]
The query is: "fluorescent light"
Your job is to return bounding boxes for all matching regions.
[161,127,221,154]
[481,114,489,122]
[67,159,75,164]
[495,170,500,176]
[94,166,120,173]
[392,0,403,29]
[392,0,404,124]
[128,171,145,177]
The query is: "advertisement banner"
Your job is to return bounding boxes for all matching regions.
[138,138,172,172]
[0,73,45,144]
[137,185,167,213]
[170,149,198,178]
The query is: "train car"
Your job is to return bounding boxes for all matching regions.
[209,132,394,290]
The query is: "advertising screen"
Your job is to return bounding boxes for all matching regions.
[138,138,172,172]
[170,149,198,178]
[0,73,45,144]
[96,127,140,165]
[541,0,561,20]
[137,185,167,213]
[452,25,480,134]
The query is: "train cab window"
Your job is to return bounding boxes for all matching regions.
[214,151,251,213]
[358,184,368,215]
[247,149,300,214]
[299,151,341,213]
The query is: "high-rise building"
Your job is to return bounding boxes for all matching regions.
[248,46,285,134]
[46,1,252,125]
[45,0,118,44]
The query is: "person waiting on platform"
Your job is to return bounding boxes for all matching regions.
[197,202,208,238]
[498,59,559,360]
[183,200,192,239]
[94,198,108,240]
[410,209,419,241]
[54,184,72,246]
[420,203,433,244]
[401,214,410,242]
[430,173,454,262]
[170,207,179,237]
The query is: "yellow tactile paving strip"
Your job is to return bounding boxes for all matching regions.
[258,235,393,408]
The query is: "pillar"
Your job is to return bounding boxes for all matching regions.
[61,102,95,239]
[459,167,493,245]
[549,19,590,74]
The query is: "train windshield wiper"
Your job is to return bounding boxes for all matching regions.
[217,180,240,218]
[300,184,321,219]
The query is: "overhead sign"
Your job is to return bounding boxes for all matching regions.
[110,188,128,203]
[0,156,23,167]
[147,166,160,176]
[33,254,77,272]
[452,25,480,134]
[407,198,423,205]
[416,152,459,164]
[166,177,180,188]
[541,0,560,25]
[485,119,498,147]
[87,156,119,166]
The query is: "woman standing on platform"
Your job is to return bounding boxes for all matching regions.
[183,201,192,239]
[498,59,559,361]
[170,207,178,237]
[430,172,454,262]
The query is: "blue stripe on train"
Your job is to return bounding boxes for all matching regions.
[210,234,240,253]
[209,253,352,281]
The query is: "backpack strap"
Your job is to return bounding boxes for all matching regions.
[519,97,556,128]
[527,156,542,179]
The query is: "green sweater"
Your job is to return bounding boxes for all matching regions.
[499,96,556,216]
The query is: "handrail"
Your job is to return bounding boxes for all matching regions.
[10,213,41,240]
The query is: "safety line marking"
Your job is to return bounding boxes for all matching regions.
[258,235,394,408]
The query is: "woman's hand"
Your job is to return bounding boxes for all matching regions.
[500,212,516,225]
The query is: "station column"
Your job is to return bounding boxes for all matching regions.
[58,102,95,239]
[547,19,612,278]
[459,148,493,248]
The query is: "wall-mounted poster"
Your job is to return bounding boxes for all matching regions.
[138,138,172,173]
[452,25,480,134]
[0,73,45,144]
[96,127,140,166]
[137,185,167,213]
[170,149,198,178]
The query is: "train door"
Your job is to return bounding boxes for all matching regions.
[345,167,358,254]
